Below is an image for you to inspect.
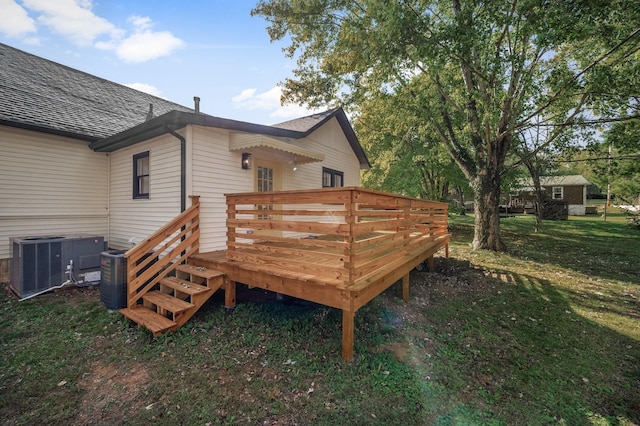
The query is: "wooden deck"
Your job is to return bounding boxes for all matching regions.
[121,188,450,361]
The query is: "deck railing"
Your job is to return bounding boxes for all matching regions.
[225,187,449,287]
[124,196,200,308]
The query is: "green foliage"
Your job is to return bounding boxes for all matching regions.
[581,119,640,204]
[253,0,640,250]
[356,92,468,200]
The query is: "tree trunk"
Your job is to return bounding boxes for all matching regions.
[531,175,543,233]
[471,173,506,251]
[522,156,543,233]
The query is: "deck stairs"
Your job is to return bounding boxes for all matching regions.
[120,263,225,336]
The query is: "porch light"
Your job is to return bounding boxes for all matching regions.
[241,152,252,170]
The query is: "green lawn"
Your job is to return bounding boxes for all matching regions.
[1,213,638,425]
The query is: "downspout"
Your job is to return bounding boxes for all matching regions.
[107,153,111,245]
[164,97,200,213]
[164,124,186,212]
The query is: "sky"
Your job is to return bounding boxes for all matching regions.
[0,0,317,125]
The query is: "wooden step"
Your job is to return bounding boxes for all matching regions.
[175,264,225,280]
[161,277,212,295]
[143,290,194,314]
[120,306,177,336]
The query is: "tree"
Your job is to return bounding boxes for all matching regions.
[355,91,468,201]
[586,120,640,205]
[253,0,640,250]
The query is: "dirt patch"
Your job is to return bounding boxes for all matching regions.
[76,361,151,424]
[376,257,491,371]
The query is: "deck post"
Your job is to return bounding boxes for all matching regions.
[224,279,236,309]
[344,190,356,284]
[226,197,236,260]
[428,255,435,272]
[402,273,410,302]
[342,309,355,361]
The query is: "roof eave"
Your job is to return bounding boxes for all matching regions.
[90,111,308,152]
[332,109,371,169]
[89,107,371,170]
[0,119,100,143]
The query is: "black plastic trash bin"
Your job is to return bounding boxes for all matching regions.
[100,249,127,309]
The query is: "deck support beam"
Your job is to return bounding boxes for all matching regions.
[342,309,355,361]
[402,273,410,302]
[428,255,435,272]
[225,279,236,309]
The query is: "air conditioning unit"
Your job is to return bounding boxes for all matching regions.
[100,249,128,310]
[10,235,105,298]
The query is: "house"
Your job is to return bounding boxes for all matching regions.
[507,175,592,216]
[1,43,452,360]
[0,42,369,281]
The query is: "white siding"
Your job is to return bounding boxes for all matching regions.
[281,117,361,190]
[108,134,181,249]
[0,126,108,259]
[189,118,363,253]
[190,126,253,252]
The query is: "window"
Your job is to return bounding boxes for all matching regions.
[257,165,274,220]
[133,151,149,199]
[552,186,563,200]
[322,167,344,187]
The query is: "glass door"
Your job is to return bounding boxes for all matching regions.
[255,160,282,235]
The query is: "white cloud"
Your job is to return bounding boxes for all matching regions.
[123,82,164,98]
[116,29,184,63]
[128,15,152,31]
[270,102,319,120]
[0,0,36,37]
[232,86,319,120]
[22,0,122,46]
[232,87,280,110]
[232,88,258,103]
[114,15,183,63]
[6,2,183,63]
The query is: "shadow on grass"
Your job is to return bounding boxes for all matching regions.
[449,216,640,284]
[415,258,640,424]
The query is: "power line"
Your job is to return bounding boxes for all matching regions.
[557,155,640,162]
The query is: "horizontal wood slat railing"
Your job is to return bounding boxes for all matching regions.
[225,187,449,287]
[124,196,200,308]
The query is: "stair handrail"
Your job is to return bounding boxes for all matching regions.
[124,195,200,308]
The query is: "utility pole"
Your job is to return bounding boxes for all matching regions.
[604,142,612,221]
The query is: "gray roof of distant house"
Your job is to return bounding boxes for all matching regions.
[0,43,192,141]
[539,175,592,186]
[516,175,592,191]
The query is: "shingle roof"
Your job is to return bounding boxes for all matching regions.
[516,175,592,191]
[272,109,338,132]
[0,43,192,141]
[539,175,592,186]
[273,108,370,169]
[1,43,370,169]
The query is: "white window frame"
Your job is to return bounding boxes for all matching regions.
[552,186,563,200]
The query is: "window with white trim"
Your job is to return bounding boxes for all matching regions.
[552,186,563,200]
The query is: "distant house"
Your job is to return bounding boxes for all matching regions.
[507,175,592,216]
[0,43,370,281]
